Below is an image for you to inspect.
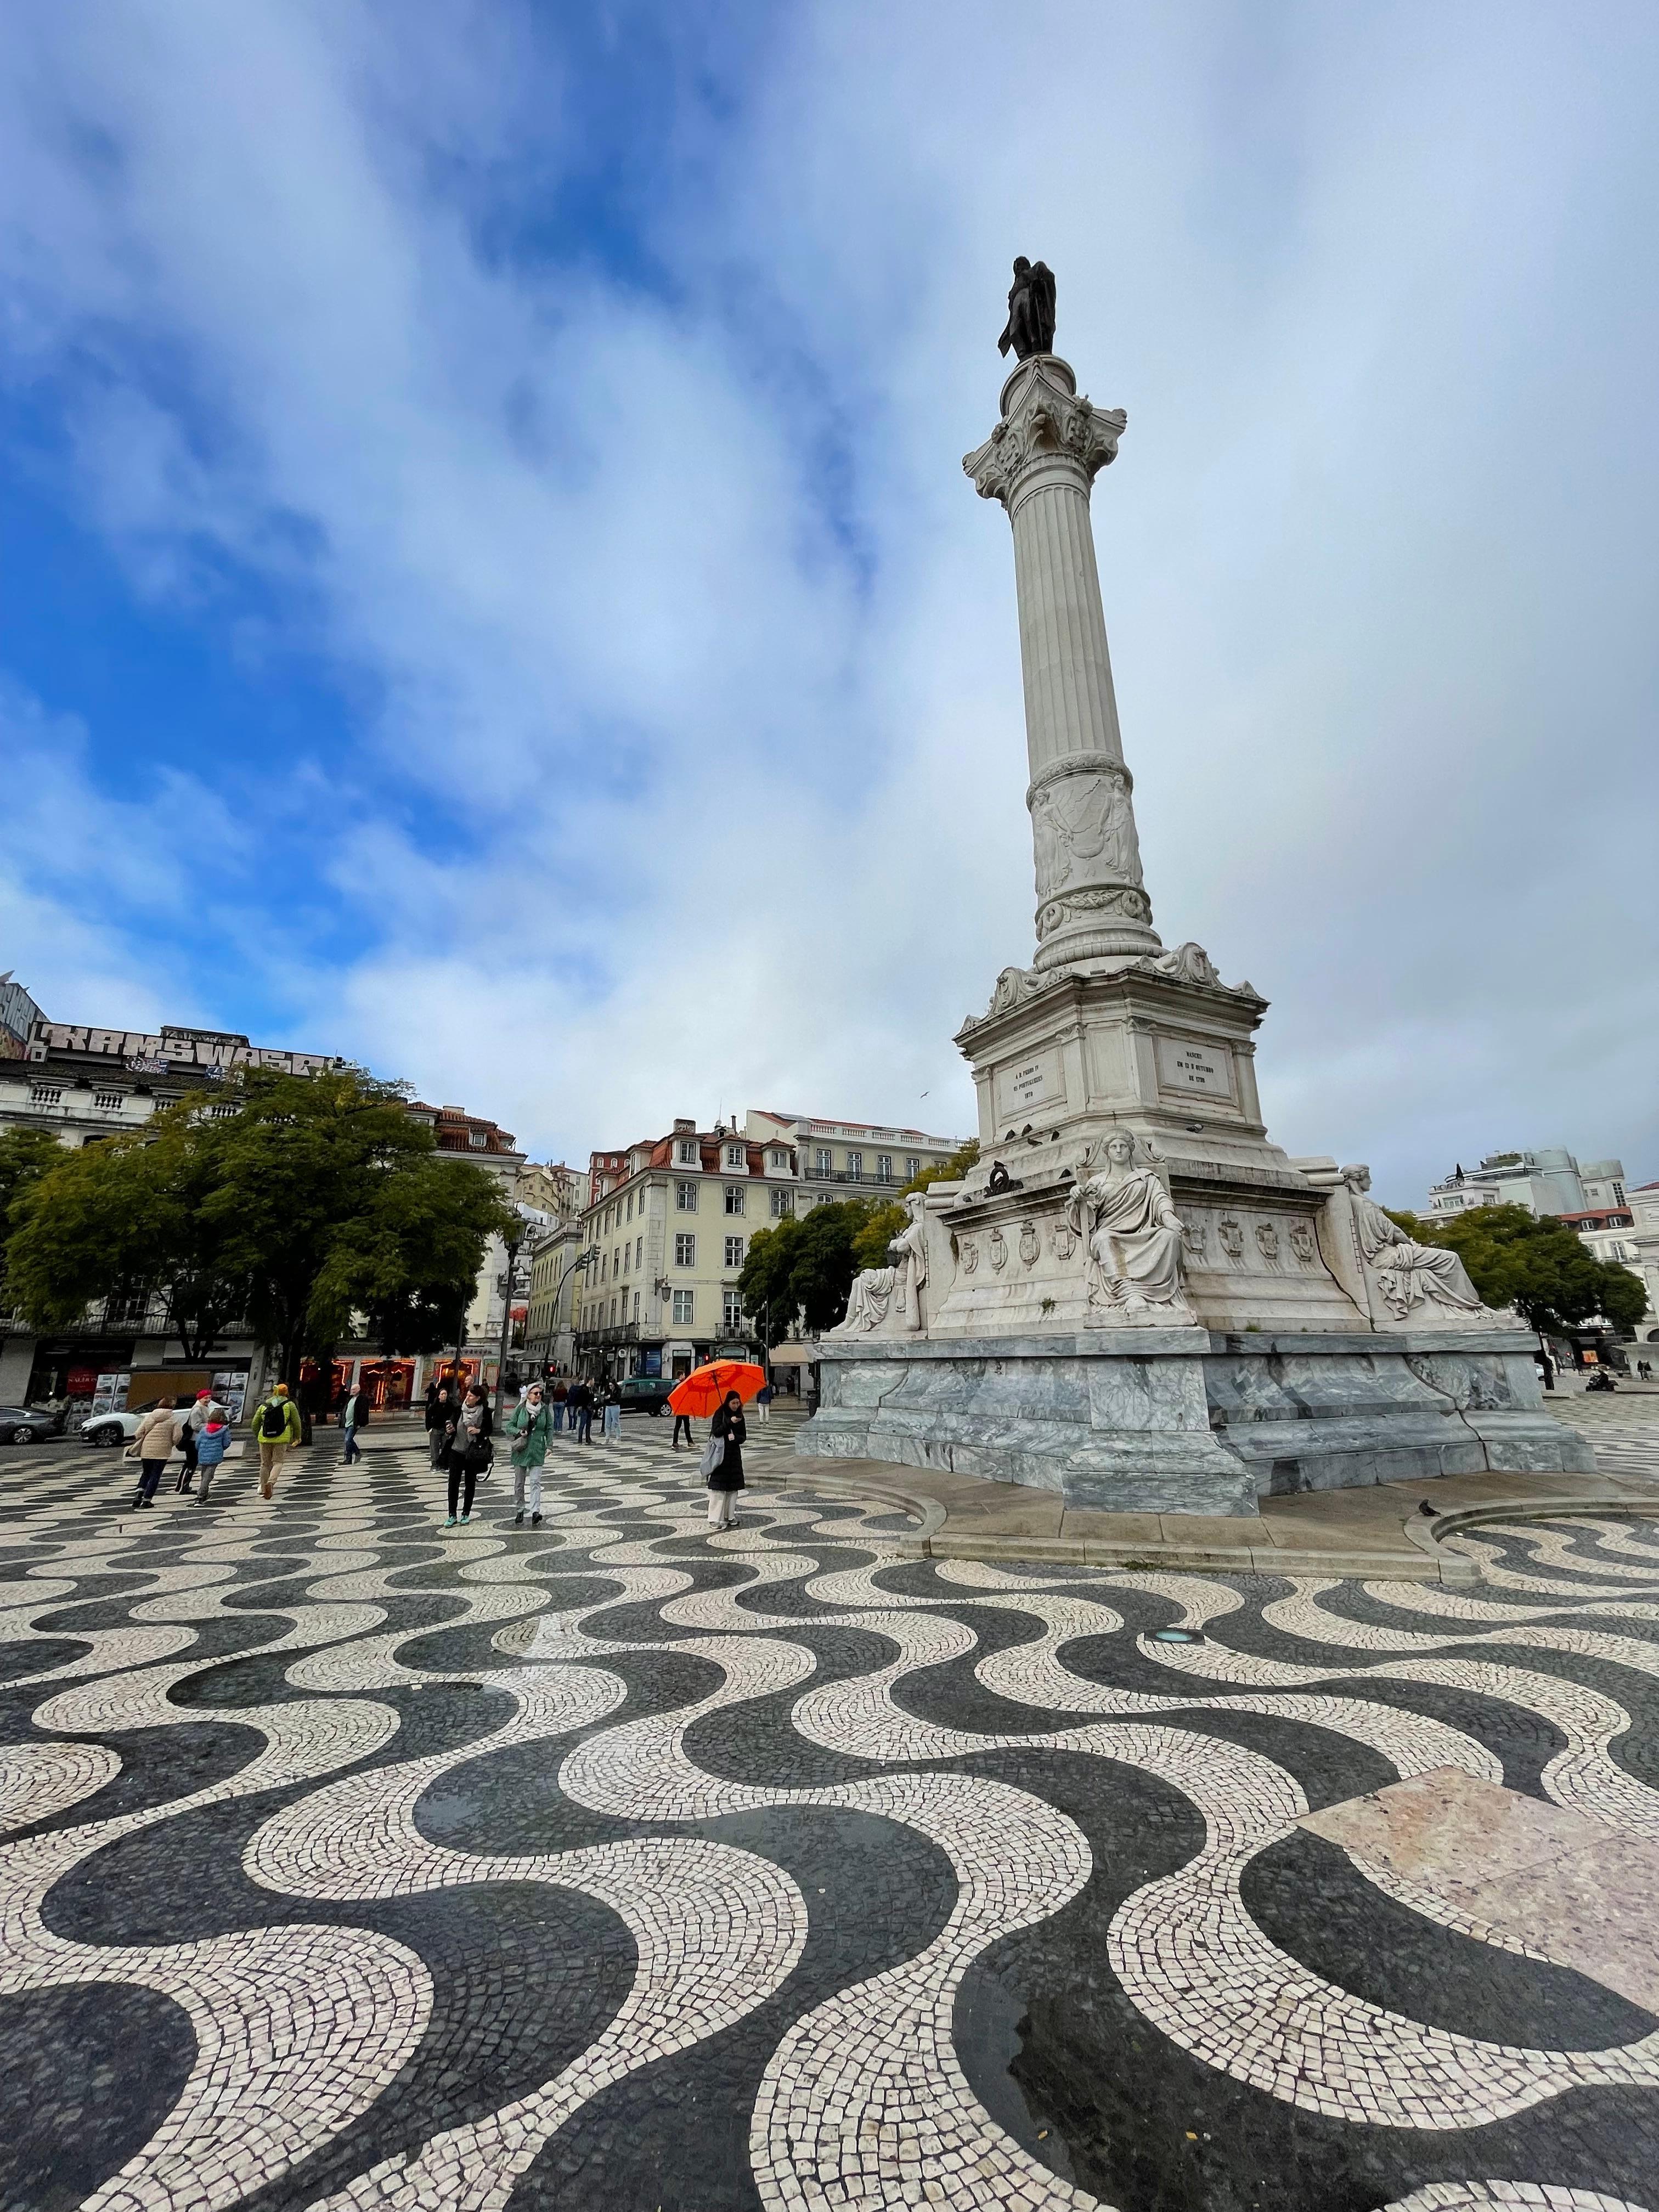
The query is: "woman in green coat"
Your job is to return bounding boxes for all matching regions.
[506,1380,553,1525]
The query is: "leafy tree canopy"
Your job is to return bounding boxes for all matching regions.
[740,1199,880,1339]
[0,1127,65,1306]
[906,1138,979,1194]
[1386,1203,1649,1336]
[5,1069,517,1378]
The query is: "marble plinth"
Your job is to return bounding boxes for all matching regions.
[795,1328,1594,1517]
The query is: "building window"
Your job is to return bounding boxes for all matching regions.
[677,1138,698,1165]
[723,1289,744,1332]
[876,1154,893,1182]
[469,1130,488,1148]
[626,1192,634,1221]
[610,1298,617,1325]
[672,1289,695,1325]
[769,1148,789,1170]
[815,1147,833,1175]
[724,1235,744,1267]
[725,1142,746,1169]
[1614,1182,1627,1205]
[633,1290,640,1321]
[674,1233,696,1267]
[771,1188,793,1218]
[725,1184,745,1216]
[906,1156,922,1180]
[675,1181,698,1212]
[845,1151,864,1180]
[29,1086,62,1105]
[93,1092,123,1110]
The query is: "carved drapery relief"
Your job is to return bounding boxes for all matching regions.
[1030,767,1142,899]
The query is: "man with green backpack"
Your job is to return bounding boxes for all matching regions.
[251,1381,302,1499]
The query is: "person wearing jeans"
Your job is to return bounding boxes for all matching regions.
[341,1383,365,1464]
[129,1398,180,1510]
[193,1416,231,1503]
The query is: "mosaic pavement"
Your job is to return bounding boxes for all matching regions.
[4,1417,1659,2211]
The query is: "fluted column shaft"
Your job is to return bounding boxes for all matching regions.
[964,355,1161,969]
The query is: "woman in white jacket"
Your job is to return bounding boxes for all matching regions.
[129,1397,181,1510]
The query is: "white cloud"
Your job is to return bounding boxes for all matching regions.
[1,1,1655,1197]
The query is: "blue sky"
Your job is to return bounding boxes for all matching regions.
[2,2,1656,1200]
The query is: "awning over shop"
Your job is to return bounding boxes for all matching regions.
[768,1342,816,1367]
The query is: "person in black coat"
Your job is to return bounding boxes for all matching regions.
[706,1391,746,1530]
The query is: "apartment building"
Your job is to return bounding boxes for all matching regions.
[1423,1146,1654,1334]
[572,1107,969,1382]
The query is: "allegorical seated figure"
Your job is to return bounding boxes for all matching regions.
[1066,1131,1195,1323]
[833,1190,929,1336]
[1340,1164,1489,1320]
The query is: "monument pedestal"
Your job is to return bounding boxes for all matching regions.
[795,304,1592,1511]
[808,1327,1592,1516]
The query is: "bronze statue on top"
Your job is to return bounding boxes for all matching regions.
[997,256,1057,360]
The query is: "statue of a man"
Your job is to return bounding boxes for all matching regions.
[998,256,1057,360]
[1340,1165,1488,1320]
[832,1190,930,1336]
[1065,1132,1194,1323]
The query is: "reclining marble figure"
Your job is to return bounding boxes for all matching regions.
[1341,1164,1489,1321]
[836,1190,929,1336]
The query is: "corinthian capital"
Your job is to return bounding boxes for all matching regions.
[963,357,1127,510]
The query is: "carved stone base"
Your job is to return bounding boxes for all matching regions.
[796,1328,1593,1516]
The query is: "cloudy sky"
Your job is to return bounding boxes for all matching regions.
[2,2,1655,1204]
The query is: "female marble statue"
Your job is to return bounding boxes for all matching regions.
[1340,1165,1488,1319]
[834,1191,929,1336]
[1066,1132,1194,1322]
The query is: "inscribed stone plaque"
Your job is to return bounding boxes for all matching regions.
[995,1048,1065,1120]
[1154,1036,1234,1102]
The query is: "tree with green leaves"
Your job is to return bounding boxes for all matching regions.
[0,1127,66,1310]
[739,1198,878,1339]
[1385,1203,1649,1337]
[851,1139,980,1275]
[5,1069,516,1393]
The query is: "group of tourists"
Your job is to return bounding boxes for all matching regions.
[125,1387,234,1509]
[420,1370,750,1532]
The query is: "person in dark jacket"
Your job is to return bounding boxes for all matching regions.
[706,1390,746,1530]
[427,1379,459,1468]
[443,1384,492,1526]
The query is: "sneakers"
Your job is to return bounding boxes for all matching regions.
[444,1515,457,1527]
[531,1511,542,1525]
[460,1512,470,1523]
[514,1511,523,1525]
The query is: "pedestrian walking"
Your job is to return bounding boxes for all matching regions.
[193,1411,232,1503]
[443,1383,493,1526]
[571,1380,594,1445]
[251,1382,301,1499]
[175,1387,223,1491]
[703,1390,746,1531]
[128,1397,181,1510]
[672,1401,693,1450]
[755,1380,774,1423]
[426,1378,458,1467]
[506,1380,552,1525]
[602,1379,622,1442]
[551,1379,567,1434]
[341,1380,368,1464]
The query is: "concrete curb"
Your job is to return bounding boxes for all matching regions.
[1415,1491,1659,1564]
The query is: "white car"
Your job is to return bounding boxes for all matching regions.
[80,1409,150,1448]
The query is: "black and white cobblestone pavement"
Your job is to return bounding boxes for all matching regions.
[4,1413,1659,2211]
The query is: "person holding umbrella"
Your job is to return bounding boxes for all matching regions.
[705,1389,747,1529]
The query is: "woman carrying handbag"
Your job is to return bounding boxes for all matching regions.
[703,1389,746,1531]
[444,1383,493,1526]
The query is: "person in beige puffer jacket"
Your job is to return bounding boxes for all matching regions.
[129,1397,182,1510]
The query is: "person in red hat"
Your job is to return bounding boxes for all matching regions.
[175,1385,225,1493]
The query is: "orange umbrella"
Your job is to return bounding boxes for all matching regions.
[666,1361,768,1419]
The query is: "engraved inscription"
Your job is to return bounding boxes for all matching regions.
[995,1048,1065,1119]
[1153,1035,1235,1102]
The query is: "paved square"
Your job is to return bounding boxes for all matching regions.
[3,1417,1659,2210]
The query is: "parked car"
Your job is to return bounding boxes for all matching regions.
[0,1404,65,1445]
[80,1409,147,1448]
[617,1375,676,1417]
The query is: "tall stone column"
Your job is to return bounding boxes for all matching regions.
[964,354,1161,971]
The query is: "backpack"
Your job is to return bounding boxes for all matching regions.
[259,1398,290,1439]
